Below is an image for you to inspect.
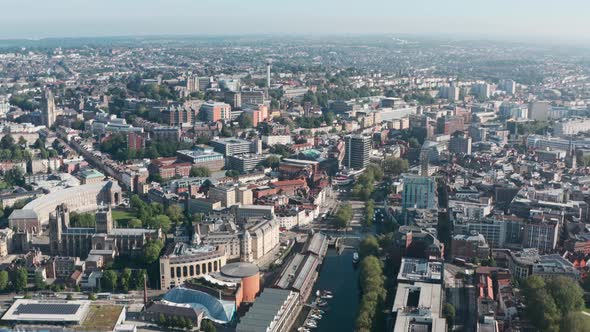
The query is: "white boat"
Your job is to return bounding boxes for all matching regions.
[314,309,325,315]
[311,314,322,320]
[315,290,321,297]
[321,294,333,299]
[352,252,360,263]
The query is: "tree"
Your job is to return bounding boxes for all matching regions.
[0,135,15,150]
[561,312,590,332]
[128,218,143,228]
[34,272,45,290]
[442,303,456,328]
[143,240,164,264]
[238,113,253,129]
[146,214,171,233]
[88,293,97,300]
[66,294,73,300]
[263,155,281,169]
[225,170,240,179]
[202,320,216,332]
[166,205,184,224]
[101,270,118,292]
[4,167,25,187]
[522,276,561,332]
[14,267,28,292]
[0,271,8,292]
[359,236,379,258]
[190,166,211,177]
[545,276,584,316]
[382,157,409,177]
[364,199,375,227]
[132,269,147,290]
[333,203,352,229]
[120,268,132,292]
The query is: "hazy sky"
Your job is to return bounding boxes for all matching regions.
[1,0,589,42]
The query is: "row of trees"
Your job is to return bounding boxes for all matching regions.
[333,203,353,229]
[101,268,147,293]
[0,135,35,162]
[0,268,27,293]
[522,275,589,332]
[355,255,386,332]
[352,164,383,200]
[363,199,375,228]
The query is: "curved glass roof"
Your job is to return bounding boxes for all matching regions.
[163,286,235,324]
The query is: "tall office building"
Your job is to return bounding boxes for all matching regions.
[528,101,551,121]
[402,175,438,209]
[43,89,57,128]
[499,79,516,95]
[343,135,371,170]
[449,135,472,155]
[186,75,199,93]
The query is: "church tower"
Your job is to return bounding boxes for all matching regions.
[43,88,56,128]
[95,205,113,234]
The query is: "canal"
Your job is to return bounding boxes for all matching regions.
[312,248,360,332]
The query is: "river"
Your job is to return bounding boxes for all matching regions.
[312,248,360,332]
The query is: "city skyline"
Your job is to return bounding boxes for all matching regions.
[1,0,590,44]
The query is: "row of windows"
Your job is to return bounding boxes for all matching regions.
[170,259,221,279]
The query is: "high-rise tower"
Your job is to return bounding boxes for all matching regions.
[266,59,272,100]
[43,88,57,128]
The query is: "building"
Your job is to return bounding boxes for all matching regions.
[236,288,299,332]
[391,282,446,332]
[402,175,438,209]
[1,299,92,325]
[241,91,265,106]
[553,118,590,137]
[437,116,464,135]
[343,135,371,170]
[49,204,161,259]
[200,102,231,122]
[493,248,580,280]
[397,257,443,284]
[262,135,292,146]
[452,232,490,261]
[149,157,192,180]
[9,180,122,232]
[449,135,472,155]
[209,137,258,157]
[227,153,267,173]
[176,146,225,171]
[159,243,227,290]
[42,88,57,128]
[499,79,516,95]
[209,184,237,208]
[528,101,551,121]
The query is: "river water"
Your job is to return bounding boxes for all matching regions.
[312,248,360,332]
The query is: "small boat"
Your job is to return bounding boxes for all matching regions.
[311,314,322,320]
[305,321,317,328]
[317,301,328,307]
[315,290,321,297]
[321,294,333,299]
[352,252,360,263]
[314,309,325,315]
[321,290,333,296]
[298,328,310,332]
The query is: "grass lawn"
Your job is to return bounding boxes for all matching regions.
[111,209,137,227]
[78,305,124,331]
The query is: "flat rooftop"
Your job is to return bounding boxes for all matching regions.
[78,304,124,331]
[1,299,91,323]
[397,258,443,283]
